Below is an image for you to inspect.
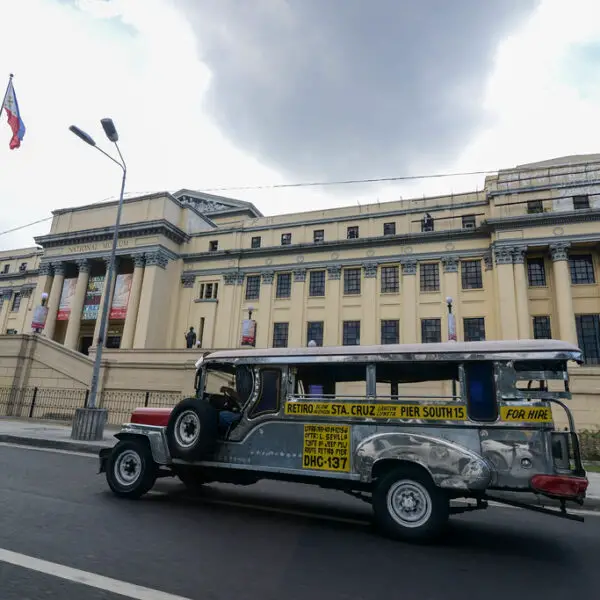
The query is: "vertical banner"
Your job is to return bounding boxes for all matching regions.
[82,275,105,321]
[31,305,48,330]
[241,319,256,346]
[110,273,133,320]
[448,312,457,341]
[56,278,77,320]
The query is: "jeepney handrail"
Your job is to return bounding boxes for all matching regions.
[546,398,577,433]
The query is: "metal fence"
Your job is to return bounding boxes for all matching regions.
[0,387,185,425]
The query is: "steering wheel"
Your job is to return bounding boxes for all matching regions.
[221,387,242,412]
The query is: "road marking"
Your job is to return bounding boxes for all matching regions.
[0,547,193,600]
[0,442,98,458]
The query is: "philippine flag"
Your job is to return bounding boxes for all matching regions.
[2,77,25,149]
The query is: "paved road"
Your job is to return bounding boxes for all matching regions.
[1,444,599,600]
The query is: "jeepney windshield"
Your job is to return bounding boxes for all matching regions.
[202,363,255,407]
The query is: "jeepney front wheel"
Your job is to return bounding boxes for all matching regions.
[373,466,449,542]
[105,439,157,499]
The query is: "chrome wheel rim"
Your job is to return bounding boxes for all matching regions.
[114,449,142,488]
[387,480,432,528]
[174,410,201,449]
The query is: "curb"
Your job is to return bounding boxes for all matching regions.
[0,434,111,455]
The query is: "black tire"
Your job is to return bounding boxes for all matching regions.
[105,439,157,499]
[174,466,206,492]
[166,398,219,461]
[373,466,449,542]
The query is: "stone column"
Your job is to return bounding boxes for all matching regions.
[442,256,460,340]
[324,265,342,346]
[289,268,306,347]
[550,242,577,345]
[362,262,378,344]
[494,247,518,340]
[401,260,417,343]
[121,254,145,349]
[93,257,119,346]
[30,261,53,330]
[0,289,13,333]
[44,262,65,340]
[512,246,531,339]
[255,271,274,348]
[215,272,239,348]
[64,259,90,350]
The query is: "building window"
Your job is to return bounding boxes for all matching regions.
[573,195,590,210]
[383,222,396,236]
[209,240,218,252]
[576,314,600,365]
[2,265,8,274]
[533,316,552,339]
[343,320,360,345]
[251,236,261,249]
[281,233,292,246]
[307,321,324,346]
[205,283,214,299]
[569,255,595,285]
[420,263,440,292]
[19,262,27,272]
[421,213,434,232]
[313,229,324,243]
[527,200,543,214]
[527,258,546,287]
[381,320,399,344]
[421,318,441,343]
[309,270,325,297]
[343,268,361,295]
[461,260,483,290]
[199,283,218,300]
[11,293,21,312]
[381,265,399,293]
[272,322,289,348]
[276,273,291,298]
[245,275,261,300]
[347,226,359,240]
[464,317,486,341]
[462,215,476,229]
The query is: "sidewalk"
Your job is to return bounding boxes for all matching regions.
[1,417,599,512]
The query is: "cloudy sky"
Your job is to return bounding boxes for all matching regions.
[1,0,600,250]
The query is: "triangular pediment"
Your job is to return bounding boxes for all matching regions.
[173,189,263,217]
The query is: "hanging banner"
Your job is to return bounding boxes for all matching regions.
[448,312,457,342]
[241,319,256,346]
[56,278,77,320]
[110,273,133,320]
[31,305,48,330]
[82,275,105,321]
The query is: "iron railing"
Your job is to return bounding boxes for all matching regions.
[0,386,185,425]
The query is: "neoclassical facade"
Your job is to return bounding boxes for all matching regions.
[1,154,600,365]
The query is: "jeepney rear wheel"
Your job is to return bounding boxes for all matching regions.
[373,466,449,542]
[166,398,219,461]
[105,439,157,499]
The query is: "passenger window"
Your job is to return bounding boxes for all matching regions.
[464,362,497,422]
[248,369,281,418]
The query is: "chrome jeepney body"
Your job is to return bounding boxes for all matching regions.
[117,339,586,503]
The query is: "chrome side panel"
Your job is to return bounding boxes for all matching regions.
[118,424,171,465]
[354,429,492,490]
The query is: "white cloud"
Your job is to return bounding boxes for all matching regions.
[1,0,600,251]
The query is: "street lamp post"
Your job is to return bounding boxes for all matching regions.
[69,119,127,441]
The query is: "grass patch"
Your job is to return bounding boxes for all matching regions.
[584,464,600,473]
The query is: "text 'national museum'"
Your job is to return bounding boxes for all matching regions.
[2,154,600,365]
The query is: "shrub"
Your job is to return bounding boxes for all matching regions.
[579,430,600,462]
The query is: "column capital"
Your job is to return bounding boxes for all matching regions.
[293,268,306,282]
[1,288,14,299]
[181,273,195,288]
[38,261,53,277]
[144,250,169,269]
[441,256,458,273]
[493,246,513,265]
[52,261,66,276]
[132,253,146,269]
[483,252,493,271]
[223,272,238,285]
[261,271,275,285]
[512,246,528,264]
[76,258,91,273]
[549,242,570,262]
[327,264,342,280]
[401,259,417,275]
[20,285,34,298]
[362,262,378,278]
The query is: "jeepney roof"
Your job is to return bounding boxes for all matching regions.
[199,339,582,366]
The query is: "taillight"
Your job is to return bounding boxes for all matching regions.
[530,474,588,498]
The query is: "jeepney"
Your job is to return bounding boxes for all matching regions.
[99,339,589,542]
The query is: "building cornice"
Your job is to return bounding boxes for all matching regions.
[492,232,600,249]
[0,269,40,282]
[0,249,43,261]
[51,191,180,215]
[183,226,490,263]
[189,200,489,237]
[484,209,600,230]
[35,219,189,248]
[488,178,600,198]
[43,244,179,265]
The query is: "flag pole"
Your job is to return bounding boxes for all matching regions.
[0,74,14,119]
